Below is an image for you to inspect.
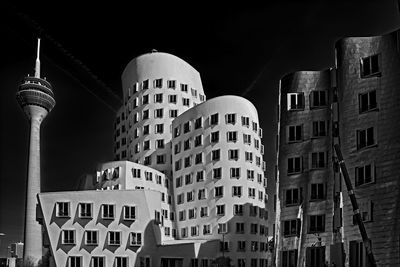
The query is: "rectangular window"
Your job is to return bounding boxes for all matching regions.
[142,110,149,120]
[175,159,181,171]
[79,203,92,218]
[85,230,98,245]
[236,222,245,233]
[203,224,211,235]
[200,206,209,217]
[211,131,219,143]
[195,117,202,129]
[311,152,327,169]
[357,127,376,149]
[91,257,105,267]
[176,176,182,188]
[130,232,142,246]
[310,183,325,200]
[124,206,136,220]
[245,151,253,162]
[359,90,377,113]
[184,156,192,168]
[249,205,258,217]
[216,204,225,216]
[309,215,325,233]
[143,125,149,135]
[154,93,163,103]
[247,169,255,180]
[195,135,202,147]
[195,153,203,165]
[234,204,243,216]
[189,208,197,219]
[232,186,242,197]
[228,149,239,160]
[156,139,165,149]
[310,90,327,108]
[184,122,191,133]
[181,227,188,237]
[155,108,163,118]
[185,174,193,185]
[68,257,81,267]
[177,194,184,205]
[181,84,188,92]
[251,241,258,252]
[230,167,240,178]
[144,171,153,181]
[210,113,219,125]
[167,80,176,89]
[155,124,164,134]
[144,156,151,165]
[198,188,206,199]
[108,231,121,245]
[213,167,222,179]
[212,149,220,161]
[282,250,298,267]
[196,170,204,182]
[142,95,149,105]
[312,121,327,137]
[191,225,199,236]
[288,125,303,142]
[218,223,228,234]
[287,93,305,111]
[353,200,373,224]
[227,131,238,142]
[248,188,256,198]
[56,202,70,217]
[174,126,181,137]
[184,139,191,150]
[169,109,178,118]
[355,163,374,186]
[285,188,301,206]
[226,113,236,124]
[288,157,302,174]
[250,223,258,234]
[215,186,224,197]
[283,219,301,237]
[62,230,75,244]
[360,54,380,78]
[237,241,246,251]
[102,204,115,219]
[187,191,195,202]
[154,78,163,88]
[241,116,250,127]
[183,98,190,106]
[115,257,128,267]
[243,134,252,145]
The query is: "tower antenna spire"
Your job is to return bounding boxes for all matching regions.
[35,38,41,78]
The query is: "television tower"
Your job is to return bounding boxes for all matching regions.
[16,39,55,265]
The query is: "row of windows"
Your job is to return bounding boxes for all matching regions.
[176,186,265,205]
[56,203,136,221]
[175,171,264,187]
[219,240,270,254]
[282,215,325,236]
[177,205,267,221]
[174,132,264,154]
[286,121,328,142]
[286,152,328,174]
[285,183,325,206]
[61,230,142,247]
[174,113,262,138]
[126,79,205,100]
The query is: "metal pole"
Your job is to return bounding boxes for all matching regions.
[333,144,377,267]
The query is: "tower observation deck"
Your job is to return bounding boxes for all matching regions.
[16,39,55,265]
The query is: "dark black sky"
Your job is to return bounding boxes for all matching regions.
[0,1,399,256]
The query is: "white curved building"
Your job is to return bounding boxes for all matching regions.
[37,52,269,267]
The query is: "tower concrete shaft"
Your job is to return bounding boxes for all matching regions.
[16,39,55,265]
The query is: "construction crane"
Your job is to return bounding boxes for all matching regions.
[333,144,376,267]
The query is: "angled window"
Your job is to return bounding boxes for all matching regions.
[56,202,70,217]
[360,54,380,78]
[355,163,374,186]
[357,127,376,150]
[195,117,202,129]
[212,149,220,161]
[210,113,219,125]
[142,94,149,105]
[85,230,98,245]
[211,131,219,143]
[200,206,209,217]
[143,125,149,135]
[142,110,149,120]
[241,116,250,127]
[215,186,224,197]
[144,156,151,165]
[142,79,149,90]
[62,230,75,245]
[359,90,377,113]
[287,93,305,111]
[143,140,150,150]
[154,78,163,88]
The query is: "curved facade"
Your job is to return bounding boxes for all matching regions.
[114,52,206,177]
[335,30,400,266]
[172,96,268,263]
[276,70,333,266]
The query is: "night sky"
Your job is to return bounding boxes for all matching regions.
[0,1,399,257]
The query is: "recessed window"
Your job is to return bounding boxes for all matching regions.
[310,183,325,201]
[218,223,228,234]
[102,204,115,219]
[232,187,242,198]
[245,151,253,162]
[196,170,204,182]
[156,139,165,149]
[62,230,75,245]
[250,223,258,234]
[353,200,373,223]
[312,121,327,138]
[85,230,98,245]
[200,206,209,217]
[181,227,188,237]
[216,204,225,216]
[156,154,166,164]
[228,149,239,160]
[143,140,150,151]
[130,232,142,246]
[175,176,182,188]
[155,108,163,118]
[144,156,151,165]
[181,84,188,92]
[167,80,176,89]
[243,134,251,145]
[142,79,149,90]
[198,188,206,200]
[285,188,301,206]
[56,202,70,217]
[282,250,297,267]
[210,113,219,125]
[195,153,203,164]
[154,79,163,88]
[287,157,302,174]
[283,219,300,237]
[68,257,82,267]
[360,54,380,78]
[359,90,377,113]
[194,135,202,147]
[154,93,163,103]
[191,225,199,236]
[142,95,149,105]
[215,186,224,197]
[177,194,184,205]
[237,241,246,252]
[288,125,303,143]
[185,174,193,185]
[226,113,236,124]
[241,116,250,127]
[142,110,149,120]
[309,215,325,233]
[310,91,327,108]
[230,167,240,178]
[124,206,136,220]
[247,169,255,180]
[195,117,202,129]
[236,222,245,234]
[182,98,190,106]
[287,93,305,111]
[211,131,219,143]
[187,191,195,202]
[174,159,181,171]
[145,171,153,181]
[203,224,212,235]
[212,149,220,161]
[310,152,327,169]
[79,203,92,218]
[355,163,374,186]
[249,205,258,217]
[132,168,141,178]
[227,131,238,142]
[155,123,164,134]
[91,257,105,267]
[248,188,256,198]
[357,127,376,150]
[169,109,178,118]
[168,94,177,103]
[115,257,128,267]
[174,126,181,137]
[174,142,181,154]
[213,167,222,179]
